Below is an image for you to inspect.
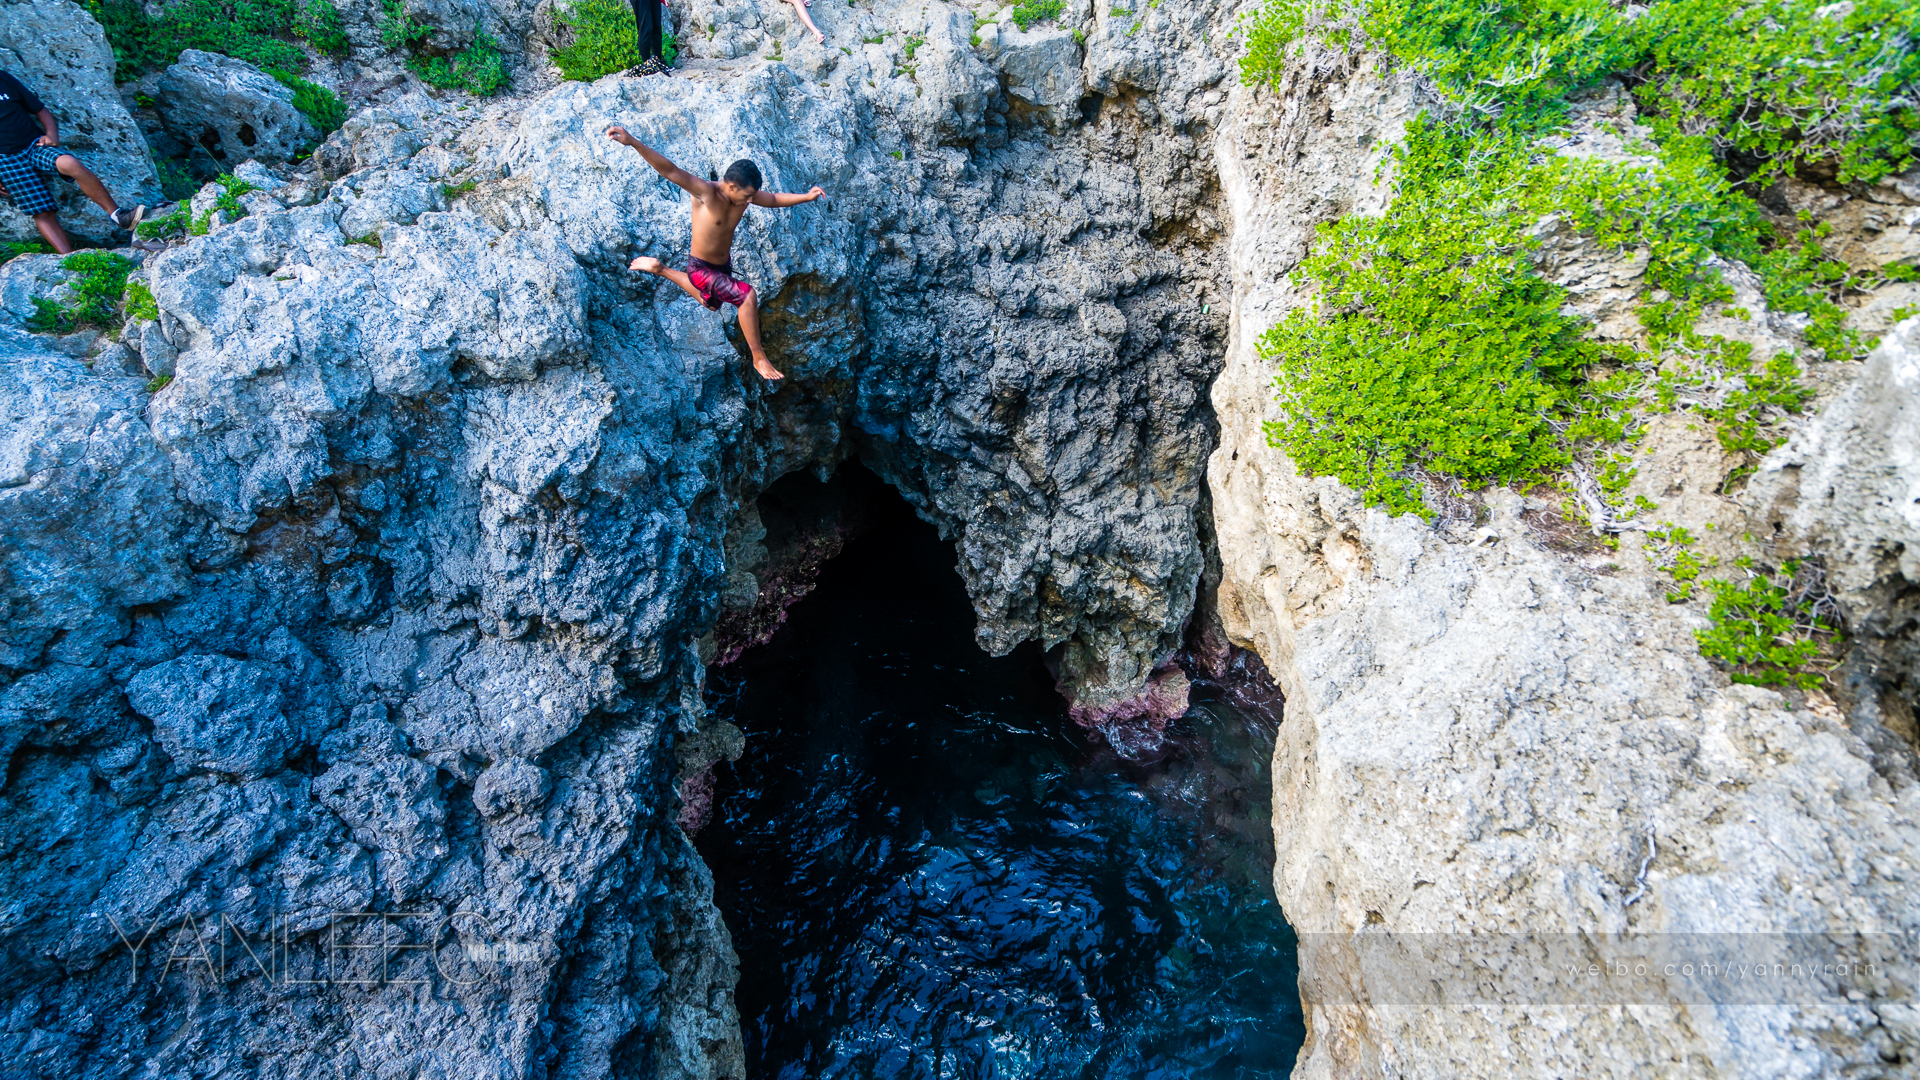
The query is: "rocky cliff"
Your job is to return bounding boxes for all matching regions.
[0,0,1239,1075]
[4,0,1918,1075]
[1209,48,1920,1080]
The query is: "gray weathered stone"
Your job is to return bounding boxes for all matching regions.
[156,50,319,166]
[0,2,1238,1073]
[1209,51,1920,1080]
[125,653,293,779]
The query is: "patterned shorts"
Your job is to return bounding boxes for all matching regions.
[687,256,753,310]
[0,144,80,215]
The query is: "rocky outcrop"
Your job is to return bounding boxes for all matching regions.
[1209,51,1920,1080]
[0,0,1238,1074]
[156,50,321,166]
[0,0,160,243]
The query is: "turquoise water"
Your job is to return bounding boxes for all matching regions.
[697,475,1304,1079]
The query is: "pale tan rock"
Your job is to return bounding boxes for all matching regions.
[1212,54,1920,1080]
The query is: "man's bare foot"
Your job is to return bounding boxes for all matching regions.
[752,355,785,381]
[631,255,663,274]
[814,31,825,43]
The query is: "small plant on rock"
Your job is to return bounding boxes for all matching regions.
[125,280,162,324]
[411,30,511,95]
[1008,0,1061,30]
[26,252,140,334]
[1696,558,1844,689]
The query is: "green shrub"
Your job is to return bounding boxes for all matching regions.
[1258,123,1629,515]
[27,252,140,333]
[0,241,52,265]
[409,31,510,95]
[137,173,260,240]
[1695,558,1843,688]
[125,280,161,324]
[293,0,348,54]
[552,0,678,80]
[137,204,193,240]
[154,156,198,201]
[379,0,431,48]
[1243,0,1904,519]
[1009,0,1061,31]
[93,0,317,81]
[1241,0,1918,183]
[270,69,347,132]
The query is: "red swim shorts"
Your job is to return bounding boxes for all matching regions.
[687,256,753,310]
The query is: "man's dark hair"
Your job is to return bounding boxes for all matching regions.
[722,159,762,192]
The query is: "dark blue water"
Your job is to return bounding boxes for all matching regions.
[697,477,1304,1080]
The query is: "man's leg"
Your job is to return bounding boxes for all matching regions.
[32,211,73,254]
[53,153,119,217]
[736,290,784,380]
[632,256,707,303]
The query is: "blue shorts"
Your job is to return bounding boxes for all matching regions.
[0,143,80,215]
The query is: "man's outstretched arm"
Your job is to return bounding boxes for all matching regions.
[607,127,712,198]
[751,185,826,208]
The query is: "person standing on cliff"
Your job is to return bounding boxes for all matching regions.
[627,0,671,77]
[607,125,823,382]
[0,69,145,253]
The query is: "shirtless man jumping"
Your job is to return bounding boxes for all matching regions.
[607,126,824,381]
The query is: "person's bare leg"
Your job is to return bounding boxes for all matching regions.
[632,255,708,303]
[783,0,825,43]
[54,154,119,217]
[33,211,74,254]
[736,289,783,380]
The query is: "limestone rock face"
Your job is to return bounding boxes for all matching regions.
[0,0,1237,1073]
[0,0,160,243]
[156,50,320,166]
[1209,53,1920,1080]
[997,24,1085,116]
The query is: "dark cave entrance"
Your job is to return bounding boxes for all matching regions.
[694,465,1305,1078]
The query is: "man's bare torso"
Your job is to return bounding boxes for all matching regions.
[691,193,748,264]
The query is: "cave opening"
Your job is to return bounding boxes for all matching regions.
[694,465,1305,1078]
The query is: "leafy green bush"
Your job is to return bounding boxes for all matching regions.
[1257,122,1626,514]
[27,252,139,333]
[137,173,260,240]
[1009,0,1062,31]
[293,0,348,54]
[552,0,679,80]
[137,204,193,240]
[379,0,431,49]
[154,156,198,201]
[409,31,510,95]
[93,0,314,80]
[1695,558,1843,688]
[1241,0,1918,183]
[125,279,161,323]
[270,69,347,132]
[1242,0,1906,520]
[0,241,52,265]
